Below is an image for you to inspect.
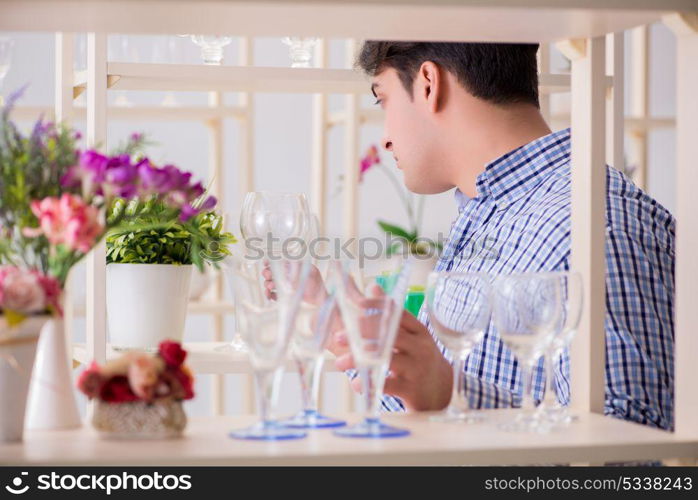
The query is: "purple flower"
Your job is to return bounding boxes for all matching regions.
[79,150,108,183]
[104,155,137,189]
[179,203,198,222]
[200,195,217,211]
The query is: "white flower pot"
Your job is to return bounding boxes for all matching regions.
[107,263,193,350]
[0,315,51,442]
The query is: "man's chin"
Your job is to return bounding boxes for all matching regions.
[405,178,452,195]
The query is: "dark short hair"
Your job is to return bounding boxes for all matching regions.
[357,41,540,108]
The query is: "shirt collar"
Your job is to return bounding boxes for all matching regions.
[474,128,571,208]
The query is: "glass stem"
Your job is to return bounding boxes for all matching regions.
[540,349,557,411]
[450,355,468,412]
[360,365,386,422]
[520,360,537,414]
[254,367,282,426]
[296,355,324,412]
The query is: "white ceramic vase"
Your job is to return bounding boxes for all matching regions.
[25,317,82,431]
[106,263,193,350]
[0,315,51,441]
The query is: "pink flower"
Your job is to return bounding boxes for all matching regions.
[32,271,63,316]
[0,266,46,314]
[127,354,163,401]
[24,194,103,254]
[360,145,380,181]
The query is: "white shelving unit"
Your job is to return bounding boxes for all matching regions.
[1,0,696,465]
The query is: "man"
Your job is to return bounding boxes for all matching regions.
[331,41,675,431]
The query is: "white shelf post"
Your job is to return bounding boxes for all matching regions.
[54,32,75,368]
[311,38,329,234]
[629,26,649,190]
[569,36,607,415]
[606,32,625,173]
[206,90,226,416]
[664,12,698,439]
[86,32,108,365]
[238,36,256,415]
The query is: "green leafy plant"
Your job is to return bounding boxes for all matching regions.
[106,198,236,271]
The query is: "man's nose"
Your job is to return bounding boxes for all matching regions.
[382,137,393,151]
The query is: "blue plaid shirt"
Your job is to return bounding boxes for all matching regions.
[381,128,675,431]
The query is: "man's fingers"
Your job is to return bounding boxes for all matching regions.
[334,352,355,372]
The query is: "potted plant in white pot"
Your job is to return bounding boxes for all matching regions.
[105,198,235,351]
[0,87,218,430]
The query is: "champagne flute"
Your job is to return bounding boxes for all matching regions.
[426,272,491,423]
[223,255,310,440]
[282,214,346,428]
[219,191,310,353]
[536,272,583,427]
[331,257,413,438]
[492,273,562,432]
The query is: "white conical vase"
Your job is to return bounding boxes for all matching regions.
[0,315,51,443]
[25,318,82,430]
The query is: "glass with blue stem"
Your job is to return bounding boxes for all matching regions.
[330,257,413,438]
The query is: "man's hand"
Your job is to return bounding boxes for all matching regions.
[334,291,453,412]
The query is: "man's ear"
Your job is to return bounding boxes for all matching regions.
[416,61,441,113]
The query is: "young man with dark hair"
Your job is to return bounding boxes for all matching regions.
[331,41,675,431]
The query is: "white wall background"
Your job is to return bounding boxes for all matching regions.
[0,25,678,419]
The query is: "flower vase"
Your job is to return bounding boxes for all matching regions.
[25,318,82,430]
[0,315,51,442]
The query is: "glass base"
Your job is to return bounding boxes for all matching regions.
[498,411,552,433]
[280,410,346,429]
[333,418,410,439]
[229,421,307,441]
[429,407,484,424]
[215,336,248,353]
[536,407,579,429]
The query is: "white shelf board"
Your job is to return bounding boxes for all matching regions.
[73,64,371,95]
[0,1,679,42]
[3,411,696,466]
[71,300,234,317]
[12,105,246,122]
[72,342,341,374]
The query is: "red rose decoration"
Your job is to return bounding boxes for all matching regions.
[173,367,194,400]
[99,375,139,403]
[158,340,187,367]
[76,361,104,399]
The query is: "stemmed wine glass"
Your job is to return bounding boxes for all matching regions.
[222,255,311,440]
[426,272,492,423]
[492,273,562,432]
[535,272,583,427]
[330,257,413,438]
[218,191,311,353]
[281,214,346,428]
